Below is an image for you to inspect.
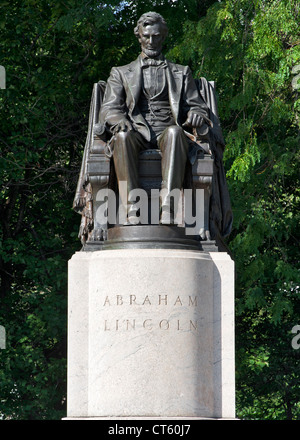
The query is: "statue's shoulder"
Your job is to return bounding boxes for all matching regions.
[165,59,190,73]
[111,58,139,73]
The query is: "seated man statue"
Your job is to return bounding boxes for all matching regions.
[98,11,212,224]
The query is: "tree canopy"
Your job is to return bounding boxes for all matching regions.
[0,0,299,419]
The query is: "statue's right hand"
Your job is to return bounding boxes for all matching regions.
[113,120,133,134]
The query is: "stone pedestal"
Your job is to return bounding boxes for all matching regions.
[66,249,235,419]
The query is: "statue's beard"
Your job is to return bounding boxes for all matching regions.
[142,48,161,58]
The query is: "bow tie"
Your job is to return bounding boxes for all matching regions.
[141,58,167,68]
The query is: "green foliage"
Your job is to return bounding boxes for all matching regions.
[0,0,299,419]
[0,0,124,419]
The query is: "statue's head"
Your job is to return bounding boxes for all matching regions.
[134,12,168,58]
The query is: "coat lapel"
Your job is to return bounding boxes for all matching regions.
[124,59,142,108]
[165,61,183,123]
[123,58,150,141]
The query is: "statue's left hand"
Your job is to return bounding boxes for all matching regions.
[184,112,204,128]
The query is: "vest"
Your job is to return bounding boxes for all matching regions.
[138,66,175,142]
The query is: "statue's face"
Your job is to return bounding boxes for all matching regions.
[139,23,165,58]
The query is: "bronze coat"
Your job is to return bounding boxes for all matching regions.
[99,56,209,142]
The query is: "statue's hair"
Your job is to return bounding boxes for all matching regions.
[134,12,168,39]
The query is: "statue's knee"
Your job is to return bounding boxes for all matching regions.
[165,125,183,138]
[114,130,130,142]
[114,130,135,149]
[161,125,187,153]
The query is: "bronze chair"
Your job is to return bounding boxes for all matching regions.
[73,79,232,251]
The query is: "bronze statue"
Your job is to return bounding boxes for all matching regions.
[99,12,211,224]
[73,12,232,250]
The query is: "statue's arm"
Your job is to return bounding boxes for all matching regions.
[99,67,132,133]
[182,67,211,128]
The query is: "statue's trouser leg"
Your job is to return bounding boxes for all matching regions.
[158,126,189,219]
[112,130,145,216]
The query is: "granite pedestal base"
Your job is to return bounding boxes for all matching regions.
[66,249,235,419]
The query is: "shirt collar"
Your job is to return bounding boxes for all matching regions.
[139,53,167,67]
